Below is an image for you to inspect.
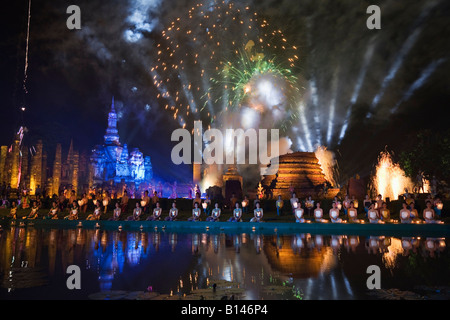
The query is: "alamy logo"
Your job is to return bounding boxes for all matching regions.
[66,265,81,290]
[171,121,280,175]
[66,5,81,30]
[366,265,381,289]
[366,5,381,30]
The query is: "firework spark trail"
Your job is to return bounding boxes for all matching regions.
[368,0,441,117]
[391,58,446,114]
[23,0,32,95]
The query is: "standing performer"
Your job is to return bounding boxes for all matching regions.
[241,195,249,215]
[290,193,299,213]
[9,201,18,220]
[276,195,284,216]
[120,190,129,214]
[305,196,314,217]
[141,190,151,215]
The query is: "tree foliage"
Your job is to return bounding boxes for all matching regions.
[399,129,450,183]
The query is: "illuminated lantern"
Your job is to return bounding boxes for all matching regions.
[78,200,83,207]
[437,202,443,210]
[103,199,109,207]
[241,201,247,208]
[401,211,409,220]
[202,202,208,210]
[293,202,298,209]
[295,209,303,220]
[353,200,359,209]
[337,202,342,211]
[93,200,97,205]
[141,200,147,207]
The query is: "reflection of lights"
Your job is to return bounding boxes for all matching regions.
[382,237,402,269]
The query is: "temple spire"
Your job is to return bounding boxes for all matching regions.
[67,139,74,162]
[104,96,120,145]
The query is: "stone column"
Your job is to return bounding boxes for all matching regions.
[52,143,62,197]
[0,146,7,184]
[4,147,12,185]
[21,147,29,187]
[88,163,94,189]
[10,137,20,189]
[72,151,79,196]
[42,151,47,191]
[29,140,43,195]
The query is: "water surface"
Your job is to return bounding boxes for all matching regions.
[0,226,449,300]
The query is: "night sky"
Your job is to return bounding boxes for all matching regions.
[0,0,449,184]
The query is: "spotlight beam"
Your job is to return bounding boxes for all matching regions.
[391,58,446,113]
[367,0,441,118]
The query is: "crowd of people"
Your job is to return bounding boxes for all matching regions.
[3,188,446,225]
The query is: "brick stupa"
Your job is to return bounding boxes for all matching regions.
[261,151,330,199]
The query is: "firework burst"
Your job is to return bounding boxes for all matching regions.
[151,0,301,132]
